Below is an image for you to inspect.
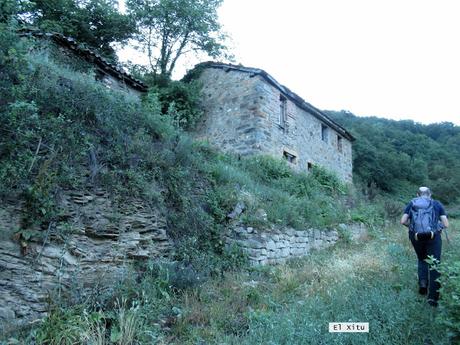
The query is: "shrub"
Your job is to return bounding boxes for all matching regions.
[436,257,460,342]
[155,80,204,130]
[240,155,292,183]
[34,307,87,345]
[309,164,346,195]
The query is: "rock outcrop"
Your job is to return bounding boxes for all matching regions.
[0,190,171,331]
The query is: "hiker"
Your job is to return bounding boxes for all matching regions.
[400,187,449,307]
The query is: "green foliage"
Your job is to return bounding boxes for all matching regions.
[0,23,29,105]
[29,259,201,344]
[126,0,229,78]
[23,0,135,61]
[437,261,460,340]
[34,306,88,345]
[328,110,460,204]
[0,30,176,228]
[0,0,32,24]
[5,22,436,345]
[349,202,385,229]
[434,230,460,342]
[33,303,145,345]
[154,79,204,130]
[309,165,347,194]
[241,155,293,183]
[158,225,453,345]
[205,154,350,229]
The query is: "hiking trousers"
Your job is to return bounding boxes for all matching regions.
[409,231,442,302]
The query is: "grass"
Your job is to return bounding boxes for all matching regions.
[6,220,458,344]
[164,220,460,345]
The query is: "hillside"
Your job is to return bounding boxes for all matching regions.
[327,110,460,205]
[1,26,368,337]
[2,25,460,345]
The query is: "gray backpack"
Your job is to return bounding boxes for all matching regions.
[409,197,436,236]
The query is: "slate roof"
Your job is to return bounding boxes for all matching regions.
[193,61,355,141]
[19,29,148,93]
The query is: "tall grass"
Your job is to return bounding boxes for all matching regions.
[167,222,459,345]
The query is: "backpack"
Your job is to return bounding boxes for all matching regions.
[409,197,436,236]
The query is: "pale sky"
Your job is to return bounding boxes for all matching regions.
[119,0,460,125]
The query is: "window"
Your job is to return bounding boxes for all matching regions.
[321,124,328,142]
[337,135,343,152]
[279,95,287,127]
[283,150,297,164]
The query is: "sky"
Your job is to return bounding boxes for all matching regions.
[118,0,460,125]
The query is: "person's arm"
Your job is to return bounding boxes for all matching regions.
[401,203,412,227]
[436,201,449,228]
[401,213,410,227]
[440,215,449,228]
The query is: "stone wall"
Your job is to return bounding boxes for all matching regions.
[254,76,353,182]
[195,68,266,156]
[225,223,366,265]
[0,190,171,331]
[196,68,353,182]
[97,73,144,98]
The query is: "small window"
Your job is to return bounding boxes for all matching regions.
[337,136,343,152]
[321,124,328,142]
[307,162,314,171]
[283,150,297,164]
[279,95,287,128]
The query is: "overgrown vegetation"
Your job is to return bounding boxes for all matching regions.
[436,237,460,343]
[2,9,460,344]
[162,222,459,345]
[328,110,460,204]
[9,221,460,344]
[7,0,135,61]
[0,22,355,237]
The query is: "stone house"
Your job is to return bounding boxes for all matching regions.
[191,62,355,182]
[21,29,148,97]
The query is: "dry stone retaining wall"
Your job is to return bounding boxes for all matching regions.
[226,223,366,265]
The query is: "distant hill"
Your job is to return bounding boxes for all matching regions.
[326,110,460,204]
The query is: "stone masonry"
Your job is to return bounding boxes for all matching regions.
[193,62,355,182]
[0,190,171,331]
[225,223,366,266]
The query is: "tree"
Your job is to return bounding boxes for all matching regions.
[327,109,460,203]
[126,0,229,81]
[22,0,135,61]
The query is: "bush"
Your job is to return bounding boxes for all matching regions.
[240,155,292,183]
[154,80,204,130]
[436,258,460,342]
[33,302,146,345]
[309,165,346,195]
[34,307,88,345]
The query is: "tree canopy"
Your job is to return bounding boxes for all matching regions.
[12,0,135,61]
[126,0,229,81]
[327,111,460,203]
